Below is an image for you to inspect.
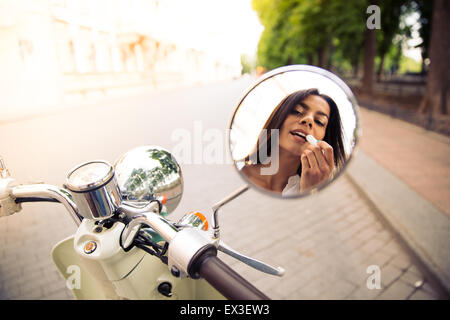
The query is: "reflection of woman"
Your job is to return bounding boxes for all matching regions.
[241,88,346,196]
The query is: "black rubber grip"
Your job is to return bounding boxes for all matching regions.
[198,254,270,300]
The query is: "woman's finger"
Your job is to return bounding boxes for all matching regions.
[310,145,328,171]
[318,141,335,168]
[304,149,318,170]
[301,153,310,170]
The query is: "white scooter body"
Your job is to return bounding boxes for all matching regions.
[51,218,225,300]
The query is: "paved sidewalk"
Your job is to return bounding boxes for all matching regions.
[347,107,450,295]
[358,108,450,217]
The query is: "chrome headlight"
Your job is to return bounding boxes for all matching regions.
[113,146,183,216]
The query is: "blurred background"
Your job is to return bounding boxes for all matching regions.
[0,0,449,300]
[0,0,263,121]
[1,0,447,134]
[246,0,448,136]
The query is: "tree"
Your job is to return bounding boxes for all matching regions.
[251,0,427,89]
[414,0,433,73]
[331,0,367,74]
[376,0,412,80]
[252,0,367,71]
[362,1,378,95]
[419,0,450,115]
[252,0,301,69]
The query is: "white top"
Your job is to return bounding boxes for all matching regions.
[236,161,300,196]
[281,174,300,197]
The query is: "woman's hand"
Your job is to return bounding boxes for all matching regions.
[300,141,335,192]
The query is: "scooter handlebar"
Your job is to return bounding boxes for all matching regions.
[196,251,270,300]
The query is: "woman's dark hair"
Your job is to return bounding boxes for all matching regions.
[245,88,346,175]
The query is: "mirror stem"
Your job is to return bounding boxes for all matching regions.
[211,184,249,240]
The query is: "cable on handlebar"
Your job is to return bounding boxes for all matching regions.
[132,231,169,265]
[15,197,60,203]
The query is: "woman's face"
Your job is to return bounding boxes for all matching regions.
[279,95,330,157]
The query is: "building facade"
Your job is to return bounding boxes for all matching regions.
[0,0,241,120]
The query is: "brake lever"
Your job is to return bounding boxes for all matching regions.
[218,241,285,277]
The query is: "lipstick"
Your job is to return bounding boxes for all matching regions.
[306,135,319,146]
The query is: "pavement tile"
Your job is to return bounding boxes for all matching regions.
[420,282,442,298]
[293,277,330,300]
[19,282,44,300]
[41,288,73,300]
[380,264,404,288]
[376,280,416,300]
[0,282,22,299]
[406,264,422,277]
[389,251,412,271]
[398,269,425,288]
[373,229,393,244]
[320,280,357,300]
[360,237,388,256]
[354,226,380,244]
[408,288,438,300]
[380,238,404,257]
[363,250,394,269]
[345,285,382,300]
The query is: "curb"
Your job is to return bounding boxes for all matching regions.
[345,149,450,297]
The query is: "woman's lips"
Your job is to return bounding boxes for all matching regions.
[290,131,306,143]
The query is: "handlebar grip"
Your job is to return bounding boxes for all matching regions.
[197,253,270,300]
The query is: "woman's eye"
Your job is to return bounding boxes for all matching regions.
[315,120,325,127]
[292,110,303,116]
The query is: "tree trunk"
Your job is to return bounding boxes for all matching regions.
[287,55,294,65]
[353,63,359,79]
[376,54,385,82]
[326,38,334,71]
[419,0,450,115]
[362,26,377,95]
[307,53,314,65]
[317,47,327,69]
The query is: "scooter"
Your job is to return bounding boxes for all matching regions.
[0,65,360,300]
[0,146,284,300]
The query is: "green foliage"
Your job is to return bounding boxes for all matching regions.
[382,40,402,74]
[252,0,367,70]
[251,0,431,76]
[252,0,300,69]
[398,55,422,74]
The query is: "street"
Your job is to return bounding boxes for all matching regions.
[0,78,443,299]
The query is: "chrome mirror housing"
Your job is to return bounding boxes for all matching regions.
[229,65,361,198]
[113,146,183,216]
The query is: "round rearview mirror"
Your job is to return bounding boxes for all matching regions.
[113,146,183,215]
[229,65,361,198]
